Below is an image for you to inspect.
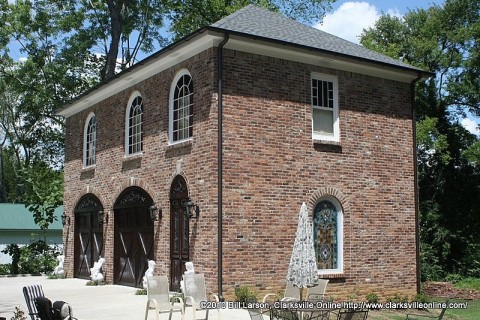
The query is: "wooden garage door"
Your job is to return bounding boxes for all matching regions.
[114,187,154,287]
[74,194,103,279]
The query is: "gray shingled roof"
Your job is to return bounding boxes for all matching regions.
[210,5,423,72]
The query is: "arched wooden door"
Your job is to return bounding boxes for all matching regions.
[114,187,154,287]
[74,194,103,279]
[170,175,190,291]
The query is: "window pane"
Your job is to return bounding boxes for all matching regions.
[313,108,334,136]
[313,201,338,269]
[127,96,143,154]
[171,73,193,142]
[85,115,96,166]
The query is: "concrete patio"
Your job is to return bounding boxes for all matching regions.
[0,276,250,320]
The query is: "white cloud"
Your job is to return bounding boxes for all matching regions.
[314,1,401,44]
[461,118,480,136]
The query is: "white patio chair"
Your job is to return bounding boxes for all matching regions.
[262,282,302,303]
[307,279,329,302]
[144,275,184,320]
[183,273,221,320]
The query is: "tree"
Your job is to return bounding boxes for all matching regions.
[361,0,480,280]
[166,0,336,40]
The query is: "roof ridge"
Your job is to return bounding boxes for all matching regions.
[208,4,423,72]
[211,4,256,28]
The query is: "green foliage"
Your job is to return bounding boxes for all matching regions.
[361,0,480,281]
[234,285,257,302]
[167,0,337,40]
[453,277,480,291]
[1,241,60,275]
[0,264,10,275]
[135,289,147,295]
[414,293,431,304]
[365,292,378,303]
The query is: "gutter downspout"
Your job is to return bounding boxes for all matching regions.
[411,73,423,294]
[217,33,229,301]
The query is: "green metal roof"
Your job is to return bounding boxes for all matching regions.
[0,204,63,230]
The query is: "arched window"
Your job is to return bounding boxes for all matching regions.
[313,198,343,273]
[83,113,96,167]
[169,70,193,143]
[125,92,143,155]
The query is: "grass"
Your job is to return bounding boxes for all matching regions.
[453,277,480,291]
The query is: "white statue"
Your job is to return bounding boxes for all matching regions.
[53,255,65,277]
[180,261,195,293]
[142,260,156,289]
[90,257,105,283]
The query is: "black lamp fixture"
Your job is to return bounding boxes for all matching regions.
[149,203,162,221]
[98,209,106,226]
[184,198,200,219]
[61,212,70,226]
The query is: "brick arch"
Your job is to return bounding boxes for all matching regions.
[307,187,349,214]
[168,171,192,196]
[111,177,159,204]
[72,186,108,210]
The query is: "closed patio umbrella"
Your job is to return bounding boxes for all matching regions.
[286,202,319,297]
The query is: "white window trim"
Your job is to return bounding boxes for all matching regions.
[125,91,143,156]
[83,112,96,168]
[169,69,193,145]
[311,73,340,142]
[314,196,344,275]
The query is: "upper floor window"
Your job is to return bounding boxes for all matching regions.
[169,70,193,143]
[311,73,339,141]
[125,92,143,155]
[83,113,96,167]
[313,198,343,274]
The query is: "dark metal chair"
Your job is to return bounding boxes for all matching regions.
[405,299,449,320]
[22,285,45,320]
[336,308,369,320]
[34,297,54,320]
[247,308,266,320]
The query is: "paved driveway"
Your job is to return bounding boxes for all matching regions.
[0,276,250,320]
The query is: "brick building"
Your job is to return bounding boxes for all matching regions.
[57,5,429,300]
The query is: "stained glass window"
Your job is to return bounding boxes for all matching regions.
[313,200,338,270]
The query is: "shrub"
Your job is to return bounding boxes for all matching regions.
[234,285,257,302]
[135,289,147,295]
[0,264,11,275]
[1,241,61,275]
[365,292,378,304]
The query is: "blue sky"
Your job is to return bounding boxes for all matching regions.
[316,0,479,135]
[316,0,443,44]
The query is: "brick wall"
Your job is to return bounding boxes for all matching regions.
[63,46,416,302]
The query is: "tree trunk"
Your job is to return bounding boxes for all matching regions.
[103,0,125,80]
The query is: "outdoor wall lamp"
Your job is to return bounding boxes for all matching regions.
[184,198,200,219]
[61,212,70,226]
[149,203,162,221]
[98,209,106,226]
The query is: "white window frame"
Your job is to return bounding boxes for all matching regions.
[125,91,143,156]
[313,196,344,275]
[169,69,193,144]
[311,73,339,142]
[83,112,96,168]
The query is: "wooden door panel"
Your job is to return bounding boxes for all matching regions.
[169,176,190,291]
[114,205,154,287]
